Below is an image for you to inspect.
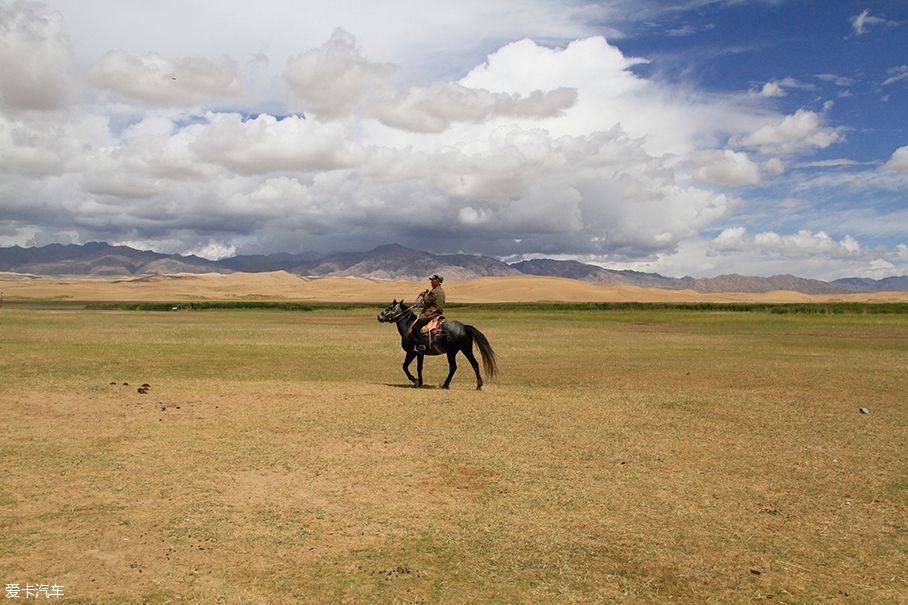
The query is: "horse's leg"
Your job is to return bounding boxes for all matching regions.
[442,350,458,389]
[416,354,424,388]
[402,351,418,385]
[462,346,483,390]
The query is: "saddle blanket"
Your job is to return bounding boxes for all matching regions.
[420,316,446,334]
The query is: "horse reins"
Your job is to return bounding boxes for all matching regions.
[385,300,421,323]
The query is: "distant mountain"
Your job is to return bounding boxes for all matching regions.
[833,276,908,293]
[216,251,321,273]
[0,242,228,276]
[301,244,521,281]
[514,260,853,294]
[686,274,852,295]
[513,258,694,289]
[0,242,905,294]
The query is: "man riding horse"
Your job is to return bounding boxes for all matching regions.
[376,279,496,390]
[411,274,445,352]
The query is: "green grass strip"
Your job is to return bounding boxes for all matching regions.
[78,300,908,314]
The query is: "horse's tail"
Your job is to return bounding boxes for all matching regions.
[466,325,498,379]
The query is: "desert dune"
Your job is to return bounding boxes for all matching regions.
[2,271,907,305]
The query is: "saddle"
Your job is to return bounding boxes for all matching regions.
[411,316,446,353]
[420,316,446,334]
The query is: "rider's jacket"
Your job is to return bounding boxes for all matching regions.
[418,285,445,321]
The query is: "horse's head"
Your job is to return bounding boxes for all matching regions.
[377,299,405,323]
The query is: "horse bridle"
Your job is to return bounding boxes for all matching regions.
[383,300,421,323]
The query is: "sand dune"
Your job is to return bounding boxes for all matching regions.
[2,271,907,304]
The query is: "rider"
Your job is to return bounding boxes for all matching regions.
[412,274,445,352]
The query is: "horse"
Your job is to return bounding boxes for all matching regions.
[377,300,497,390]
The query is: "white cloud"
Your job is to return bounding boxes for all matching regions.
[284,28,397,119]
[709,227,907,267]
[729,109,841,155]
[0,26,792,262]
[184,240,237,260]
[881,145,908,173]
[756,81,785,98]
[87,50,246,107]
[0,2,78,111]
[366,82,577,133]
[0,116,71,175]
[687,149,763,185]
[2,2,905,280]
[850,9,887,36]
[751,78,816,99]
[190,113,366,175]
[0,112,112,176]
[455,35,773,159]
[459,36,649,112]
[883,65,908,86]
[815,74,857,87]
[630,234,908,281]
[799,159,864,168]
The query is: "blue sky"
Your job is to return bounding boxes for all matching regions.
[0,0,906,280]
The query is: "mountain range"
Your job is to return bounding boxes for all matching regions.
[2,242,907,295]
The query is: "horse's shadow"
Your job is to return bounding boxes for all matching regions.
[380,382,442,389]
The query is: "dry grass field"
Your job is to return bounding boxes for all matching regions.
[1,275,907,604]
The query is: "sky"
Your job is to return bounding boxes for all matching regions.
[0,0,906,280]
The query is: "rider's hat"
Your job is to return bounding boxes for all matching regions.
[429,274,444,283]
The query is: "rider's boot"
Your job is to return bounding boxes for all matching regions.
[413,335,427,353]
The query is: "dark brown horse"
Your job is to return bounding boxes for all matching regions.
[377,300,497,389]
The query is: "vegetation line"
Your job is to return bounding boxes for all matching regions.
[76,300,908,314]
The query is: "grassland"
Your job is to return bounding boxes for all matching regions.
[1,306,906,604]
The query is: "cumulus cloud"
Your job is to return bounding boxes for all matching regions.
[284,28,397,119]
[0,1,77,111]
[0,26,778,261]
[190,113,366,174]
[729,109,841,155]
[87,50,245,106]
[456,36,737,158]
[2,4,903,280]
[0,111,113,176]
[0,117,71,175]
[44,101,739,259]
[710,227,908,265]
[366,82,577,133]
[881,145,908,173]
[183,240,237,260]
[750,78,814,99]
[712,227,838,257]
[756,81,785,98]
[686,149,765,185]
